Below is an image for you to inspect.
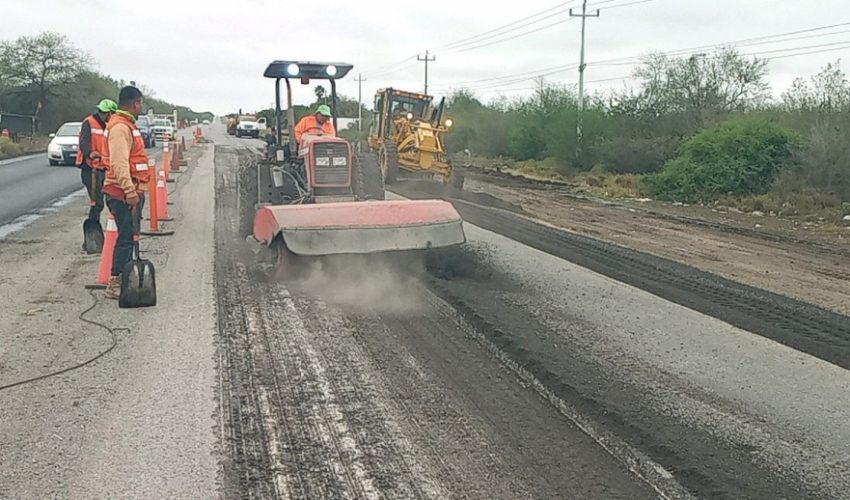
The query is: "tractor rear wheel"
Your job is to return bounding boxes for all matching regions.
[379,142,399,184]
[353,150,386,200]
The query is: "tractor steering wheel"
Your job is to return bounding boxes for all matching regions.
[305,126,325,135]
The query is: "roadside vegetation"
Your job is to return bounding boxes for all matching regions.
[443,48,850,223]
[0,32,212,144]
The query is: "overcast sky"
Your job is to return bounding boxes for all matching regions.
[3,0,850,115]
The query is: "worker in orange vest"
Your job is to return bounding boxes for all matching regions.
[77,99,117,242]
[294,104,336,145]
[102,86,150,299]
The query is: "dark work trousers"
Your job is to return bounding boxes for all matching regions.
[80,165,106,221]
[106,193,145,277]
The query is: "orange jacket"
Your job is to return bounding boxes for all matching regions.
[76,114,109,169]
[294,114,335,144]
[104,111,150,198]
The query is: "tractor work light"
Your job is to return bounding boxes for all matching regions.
[445,119,453,127]
[406,112,414,120]
[287,63,300,76]
[326,65,338,76]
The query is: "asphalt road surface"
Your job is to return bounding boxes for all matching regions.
[0,145,162,227]
[0,154,83,226]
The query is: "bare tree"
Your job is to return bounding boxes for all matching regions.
[612,47,770,120]
[782,60,850,113]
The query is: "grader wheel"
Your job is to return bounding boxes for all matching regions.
[379,142,400,184]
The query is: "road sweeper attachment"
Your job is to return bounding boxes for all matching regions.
[242,60,465,272]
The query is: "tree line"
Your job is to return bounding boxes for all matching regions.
[444,48,850,205]
[0,32,213,134]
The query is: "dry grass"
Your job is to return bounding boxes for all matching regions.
[0,137,23,159]
[0,136,50,159]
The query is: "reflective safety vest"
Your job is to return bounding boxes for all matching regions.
[76,114,109,169]
[106,113,151,186]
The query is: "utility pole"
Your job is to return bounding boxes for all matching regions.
[417,50,436,95]
[354,73,367,132]
[570,0,599,164]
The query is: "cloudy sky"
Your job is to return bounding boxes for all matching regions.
[3,0,850,115]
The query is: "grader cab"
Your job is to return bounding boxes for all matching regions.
[367,88,463,196]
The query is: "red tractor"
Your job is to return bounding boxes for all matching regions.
[241,60,466,274]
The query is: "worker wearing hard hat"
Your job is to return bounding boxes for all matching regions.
[294,104,336,144]
[77,99,118,242]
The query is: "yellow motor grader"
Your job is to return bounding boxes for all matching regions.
[367,88,463,196]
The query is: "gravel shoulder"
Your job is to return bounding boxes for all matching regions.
[0,138,218,500]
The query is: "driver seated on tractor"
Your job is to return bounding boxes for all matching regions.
[294,104,336,145]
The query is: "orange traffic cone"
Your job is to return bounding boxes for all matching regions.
[85,211,118,289]
[156,171,172,221]
[171,146,182,173]
[141,162,174,237]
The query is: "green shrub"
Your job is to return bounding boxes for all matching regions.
[643,118,800,202]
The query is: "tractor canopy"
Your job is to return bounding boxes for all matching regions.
[264,61,354,80]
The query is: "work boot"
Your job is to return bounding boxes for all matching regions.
[105,275,122,300]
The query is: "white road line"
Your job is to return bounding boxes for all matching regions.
[0,188,86,240]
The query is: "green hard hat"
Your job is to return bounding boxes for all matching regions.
[97,98,118,113]
[316,104,332,117]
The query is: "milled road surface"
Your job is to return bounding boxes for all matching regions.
[215,140,658,499]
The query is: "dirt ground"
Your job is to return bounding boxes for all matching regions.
[459,169,850,316]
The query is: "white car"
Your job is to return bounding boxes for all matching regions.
[151,119,174,141]
[47,122,82,166]
[236,120,260,138]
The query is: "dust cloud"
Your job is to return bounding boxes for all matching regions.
[290,252,430,315]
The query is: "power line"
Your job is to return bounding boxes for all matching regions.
[435,4,578,54]
[436,17,578,56]
[433,0,653,57]
[367,55,419,78]
[588,21,850,67]
[431,20,850,92]
[433,0,581,51]
[430,62,579,89]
